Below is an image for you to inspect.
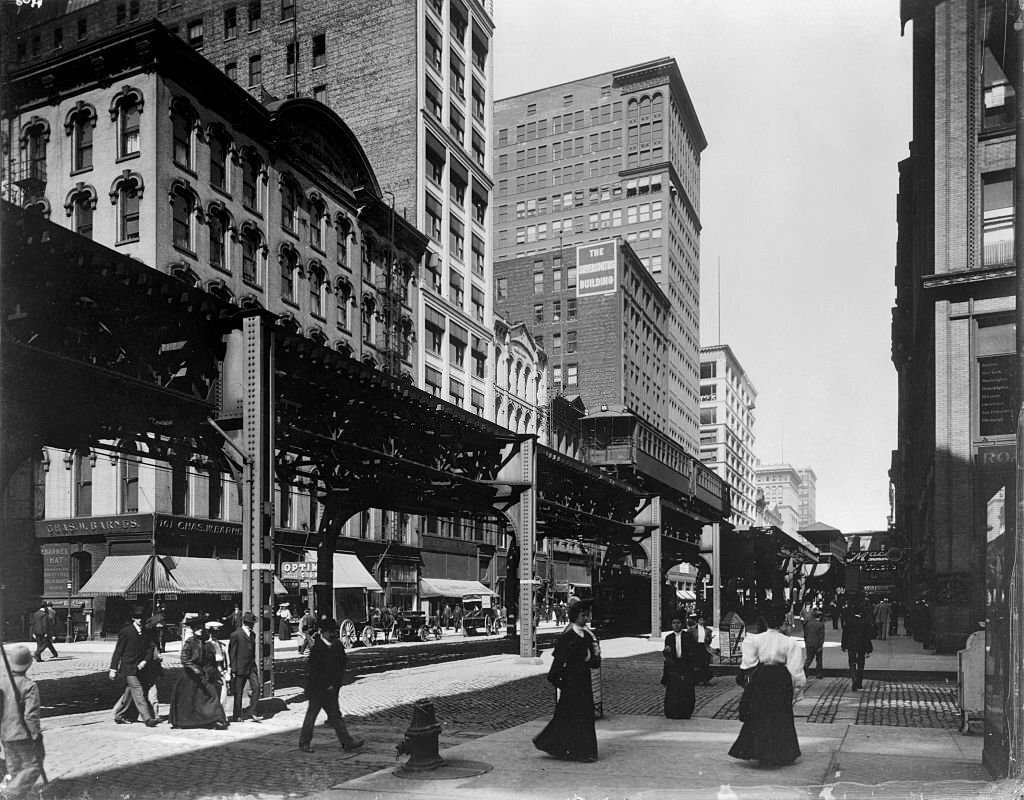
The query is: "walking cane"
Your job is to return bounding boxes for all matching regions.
[0,642,49,790]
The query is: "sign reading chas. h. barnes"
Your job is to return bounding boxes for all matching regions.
[576,240,618,298]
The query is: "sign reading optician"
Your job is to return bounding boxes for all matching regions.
[576,240,618,298]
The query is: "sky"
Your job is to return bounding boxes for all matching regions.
[492,0,912,533]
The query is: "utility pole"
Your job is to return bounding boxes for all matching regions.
[1012,0,1024,778]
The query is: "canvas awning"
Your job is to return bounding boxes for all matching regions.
[801,562,832,578]
[332,553,382,591]
[79,555,286,595]
[418,578,495,598]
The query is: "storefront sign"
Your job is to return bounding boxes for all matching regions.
[576,241,618,297]
[976,443,1016,469]
[979,356,1017,436]
[155,515,242,537]
[36,514,150,538]
[281,561,318,581]
[40,543,70,596]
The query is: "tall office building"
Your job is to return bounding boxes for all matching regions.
[796,468,817,529]
[698,345,757,529]
[754,464,815,532]
[493,57,706,455]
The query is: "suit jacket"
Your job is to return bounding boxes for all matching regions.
[305,635,348,695]
[661,630,698,685]
[841,613,874,654]
[30,609,52,637]
[229,627,258,676]
[803,619,826,650]
[109,623,148,677]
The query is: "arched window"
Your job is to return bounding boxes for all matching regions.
[109,170,144,242]
[279,243,300,302]
[308,192,326,250]
[280,173,300,232]
[335,213,352,266]
[207,201,232,272]
[170,179,200,253]
[208,123,232,193]
[171,97,198,171]
[361,293,375,343]
[240,221,264,285]
[240,147,262,211]
[109,86,143,158]
[64,102,96,172]
[308,261,326,318]
[335,276,352,330]
[64,183,97,239]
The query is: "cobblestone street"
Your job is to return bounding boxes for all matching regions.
[27,636,964,800]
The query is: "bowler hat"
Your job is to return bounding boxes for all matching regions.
[5,645,33,673]
[242,611,256,625]
[130,605,145,618]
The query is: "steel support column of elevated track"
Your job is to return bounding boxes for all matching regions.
[633,495,662,640]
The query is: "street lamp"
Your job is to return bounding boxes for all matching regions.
[66,580,72,643]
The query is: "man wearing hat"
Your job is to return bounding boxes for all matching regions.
[108,606,157,726]
[802,608,827,679]
[298,617,363,753]
[29,603,57,663]
[1,644,44,799]
[228,611,262,722]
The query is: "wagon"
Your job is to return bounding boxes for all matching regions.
[392,611,441,642]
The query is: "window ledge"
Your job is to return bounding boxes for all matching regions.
[281,297,299,310]
[70,165,93,178]
[211,185,232,201]
[241,277,263,291]
[243,205,263,219]
[173,245,198,260]
[115,152,141,164]
[174,163,198,179]
[115,237,140,246]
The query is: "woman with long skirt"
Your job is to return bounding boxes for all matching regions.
[169,618,228,730]
[728,605,806,767]
[661,611,699,719]
[533,600,601,762]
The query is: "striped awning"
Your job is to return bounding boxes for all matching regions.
[418,578,495,598]
[79,555,286,595]
[675,589,697,601]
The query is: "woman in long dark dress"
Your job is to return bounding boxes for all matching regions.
[169,619,228,730]
[728,605,806,767]
[661,611,699,718]
[533,600,601,762]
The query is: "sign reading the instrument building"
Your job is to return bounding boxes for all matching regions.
[576,241,618,298]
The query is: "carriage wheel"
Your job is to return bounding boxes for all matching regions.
[339,619,357,648]
[360,625,375,647]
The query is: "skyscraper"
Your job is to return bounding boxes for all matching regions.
[493,57,706,454]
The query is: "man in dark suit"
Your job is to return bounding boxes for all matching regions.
[228,611,263,722]
[30,603,58,662]
[841,603,874,690]
[108,606,157,726]
[298,617,363,753]
[803,608,827,679]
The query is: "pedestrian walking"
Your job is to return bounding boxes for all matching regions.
[205,621,230,710]
[533,599,601,763]
[108,606,157,727]
[842,603,874,691]
[661,611,699,719]
[228,612,263,723]
[298,617,364,753]
[29,604,58,663]
[227,604,243,633]
[802,609,826,679]
[276,604,292,640]
[874,598,891,641]
[0,644,45,800]
[728,605,806,768]
[169,618,228,730]
[690,612,719,685]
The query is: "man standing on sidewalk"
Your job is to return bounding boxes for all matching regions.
[802,609,826,679]
[298,618,363,754]
[228,612,262,722]
[841,604,874,691]
[30,604,57,663]
[108,606,157,726]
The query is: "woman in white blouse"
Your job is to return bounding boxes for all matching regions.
[728,605,806,767]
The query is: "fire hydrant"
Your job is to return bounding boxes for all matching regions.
[395,698,445,771]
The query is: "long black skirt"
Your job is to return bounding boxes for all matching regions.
[728,663,800,767]
[663,671,695,719]
[533,678,598,761]
[169,671,227,729]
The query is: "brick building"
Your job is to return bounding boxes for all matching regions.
[493,58,706,455]
[494,238,670,426]
[891,0,1014,670]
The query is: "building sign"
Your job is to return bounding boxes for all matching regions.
[280,561,318,582]
[36,514,150,538]
[155,515,242,537]
[979,356,1017,436]
[576,241,618,298]
[40,542,70,595]
[976,443,1015,470]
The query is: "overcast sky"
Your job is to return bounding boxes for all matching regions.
[492,0,912,532]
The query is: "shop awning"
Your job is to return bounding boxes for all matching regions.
[418,578,495,598]
[801,562,832,578]
[676,589,697,601]
[332,553,382,591]
[79,555,286,595]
